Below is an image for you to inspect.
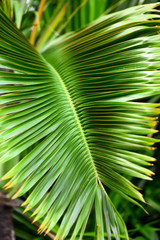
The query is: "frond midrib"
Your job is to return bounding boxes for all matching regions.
[43,58,99,181]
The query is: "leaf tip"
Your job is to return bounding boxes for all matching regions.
[11,194,17,200]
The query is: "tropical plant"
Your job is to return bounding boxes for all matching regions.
[0,1,160,239]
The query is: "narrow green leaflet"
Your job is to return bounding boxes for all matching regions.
[0,3,160,240]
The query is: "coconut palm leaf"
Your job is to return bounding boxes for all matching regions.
[0,3,160,239]
[13,199,58,240]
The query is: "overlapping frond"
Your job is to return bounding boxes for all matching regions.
[0,4,160,239]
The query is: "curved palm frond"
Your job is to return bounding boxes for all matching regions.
[0,3,160,239]
[13,199,58,240]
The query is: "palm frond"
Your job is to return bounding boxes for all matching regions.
[0,3,160,239]
[13,198,57,240]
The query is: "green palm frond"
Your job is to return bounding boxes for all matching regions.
[0,3,160,239]
[13,199,58,240]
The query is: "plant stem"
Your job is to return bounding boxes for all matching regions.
[36,2,68,50]
[30,0,46,45]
